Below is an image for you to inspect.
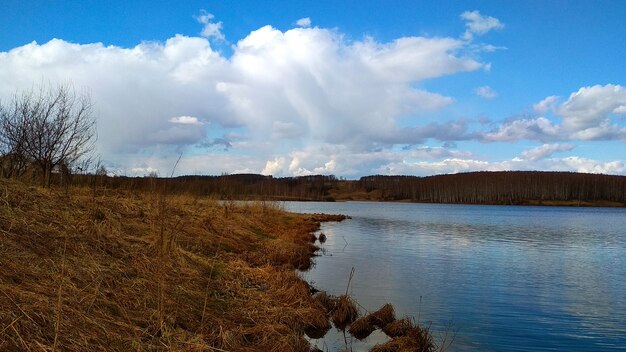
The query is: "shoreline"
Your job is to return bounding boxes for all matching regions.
[0,179,345,351]
[0,179,438,351]
[258,196,626,208]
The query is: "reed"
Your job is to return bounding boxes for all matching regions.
[304,307,331,339]
[348,315,376,340]
[368,303,396,328]
[331,295,359,330]
[382,316,414,337]
[313,291,337,313]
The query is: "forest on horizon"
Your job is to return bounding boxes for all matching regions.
[73,171,626,207]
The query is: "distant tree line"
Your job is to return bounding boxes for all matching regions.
[72,173,340,201]
[70,171,626,206]
[358,172,626,204]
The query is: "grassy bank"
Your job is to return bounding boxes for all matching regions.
[1,179,441,351]
[0,179,351,351]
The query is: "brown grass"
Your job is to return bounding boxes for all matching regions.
[368,303,396,329]
[382,317,414,337]
[313,291,337,314]
[331,294,359,331]
[371,325,436,352]
[373,315,436,352]
[0,178,341,351]
[348,315,375,340]
[303,307,331,339]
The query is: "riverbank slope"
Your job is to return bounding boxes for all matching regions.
[0,179,344,351]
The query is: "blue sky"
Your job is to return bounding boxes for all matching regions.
[1,1,625,177]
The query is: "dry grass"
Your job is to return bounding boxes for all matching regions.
[382,317,414,337]
[303,306,331,339]
[0,179,341,351]
[331,295,359,331]
[313,291,337,314]
[374,316,436,352]
[348,316,375,340]
[371,326,436,352]
[368,303,396,329]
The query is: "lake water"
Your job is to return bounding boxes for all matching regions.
[283,201,626,352]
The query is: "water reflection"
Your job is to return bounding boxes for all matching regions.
[287,202,626,352]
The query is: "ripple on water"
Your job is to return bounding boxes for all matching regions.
[289,202,626,352]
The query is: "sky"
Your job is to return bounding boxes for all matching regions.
[1,0,625,178]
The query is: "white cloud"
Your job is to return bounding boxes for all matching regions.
[129,167,160,177]
[296,17,312,28]
[557,157,625,174]
[614,105,626,114]
[169,115,203,125]
[483,85,626,143]
[262,157,286,175]
[474,85,497,99]
[533,95,559,113]
[461,11,504,40]
[2,14,624,177]
[557,84,626,132]
[376,155,626,176]
[483,117,560,142]
[378,158,492,175]
[0,16,489,175]
[196,11,225,41]
[518,143,575,161]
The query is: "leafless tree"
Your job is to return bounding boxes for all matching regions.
[0,84,96,186]
[0,94,30,178]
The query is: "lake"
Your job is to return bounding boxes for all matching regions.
[283,201,626,352]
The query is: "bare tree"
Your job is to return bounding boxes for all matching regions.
[0,84,96,186]
[0,94,30,178]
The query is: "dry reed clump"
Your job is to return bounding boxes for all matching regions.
[368,303,396,328]
[331,294,359,330]
[407,325,436,352]
[0,178,340,351]
[382,316,414,337]
[370,336,412,352]
[303,307,332,339]
[313,291,337,313]
[371,327,436,352]
[348,315,376,340]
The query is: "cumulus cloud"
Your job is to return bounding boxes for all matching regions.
[474,85,497,99]
[0,35,231,154]
[262,157,286,175]
[557,84,626,133]
[482,84,626,143]
[556,157,625,174]
[517,143,575,161]
[614,105,626,114]
[1,13,624,177]
[296,17,312,28]
[196,10,225,41]
[376,155,625,176]
[533,95,559,113]
[461,11,504,40]
[0,13,493,176]
[169,115,203,125]
[217,25,482,148]
[483,117,561,142]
